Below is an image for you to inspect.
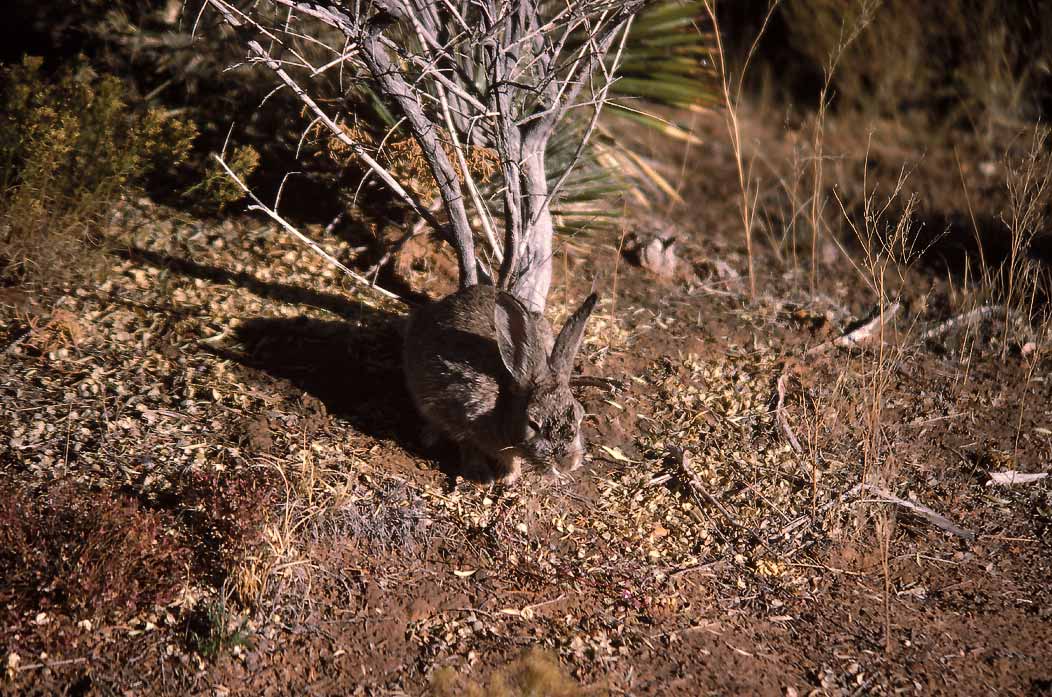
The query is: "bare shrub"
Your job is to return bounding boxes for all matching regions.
[205,0,645,311]
[0,483,190,623]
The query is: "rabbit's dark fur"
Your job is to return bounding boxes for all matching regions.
[404,284,597,483]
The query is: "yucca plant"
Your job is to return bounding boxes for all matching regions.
[204,0,715,309]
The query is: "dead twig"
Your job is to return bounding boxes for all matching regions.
[570,375,625,391]
[921,304,1003,341]
[861,484,975,542]
[774,369,803,453]
[778,483,862,538]
[987,470,1048,486]
[674,449,774,553]
[808,302,901,355]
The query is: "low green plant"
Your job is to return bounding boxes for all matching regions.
[187,143,260,212]
[0,56,196,289]
[189,595,253,660]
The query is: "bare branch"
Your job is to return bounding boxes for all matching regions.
[359,16,478,287]
[206,0,647,310]
[211,154,401,303]
[205,0,447,238]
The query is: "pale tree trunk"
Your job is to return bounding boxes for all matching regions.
[515,146,554,312]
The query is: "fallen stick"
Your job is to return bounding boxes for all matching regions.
[861,484,975,542]
[571,375,625,391]
[774,370,803,453]
[921,304,1003,341]
[808,303,901,356]
[674,449,773,553]
[778,483,862,538]
[987,470,1048,486]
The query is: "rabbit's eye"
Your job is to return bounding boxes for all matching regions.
[528,418,543,433]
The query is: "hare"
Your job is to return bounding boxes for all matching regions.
[404,284,597,483]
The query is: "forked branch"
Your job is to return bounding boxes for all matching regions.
[205,0,644,310]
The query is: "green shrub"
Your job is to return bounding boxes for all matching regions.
[0,56,196,289]
[186,143,261,212]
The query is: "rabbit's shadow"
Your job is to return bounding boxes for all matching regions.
[211,307,483,484]
[120,245,514,483]
[222,314,548,487]
[216,313,422,444]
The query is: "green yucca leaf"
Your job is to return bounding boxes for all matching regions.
[540,0,716,231]
[632,0,708,26]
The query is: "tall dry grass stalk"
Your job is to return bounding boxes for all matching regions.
[806,0,878,293]
[1000,128,1052,358]
[830,155,926,487]
[875,510,894,654]
[702,0,782,300]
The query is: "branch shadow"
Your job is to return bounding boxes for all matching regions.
[117,246,367,317]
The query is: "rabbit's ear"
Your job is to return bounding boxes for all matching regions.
[550,293,597,381]
[494,292,543,388]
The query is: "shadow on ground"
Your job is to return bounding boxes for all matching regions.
[119,245,466,473]
[835,203,1052,312]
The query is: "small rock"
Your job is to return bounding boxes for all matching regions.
[625,231,679,278]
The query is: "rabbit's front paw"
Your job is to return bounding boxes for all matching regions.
[492,453,522,485]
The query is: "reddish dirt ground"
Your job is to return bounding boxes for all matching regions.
[3,114,1052,696]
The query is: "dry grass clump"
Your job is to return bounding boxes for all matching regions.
[780,0,1047,130]
[430,648,591,697]
[0,56,196,289]
[177,469,278,586]
[0,482,190,624]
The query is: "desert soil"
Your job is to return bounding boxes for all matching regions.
[2,115,1052,696]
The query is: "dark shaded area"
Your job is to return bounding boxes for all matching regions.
[911,210,1052,273]
[723,0,1052,121]
[215,312,483,482]
[0,0,411,228]
[716,0,826,106]
[113,246,416,434]
[113,246,473,479]
[832,201,1052,312]
[117,246,371,317]
[222,315,411,441]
